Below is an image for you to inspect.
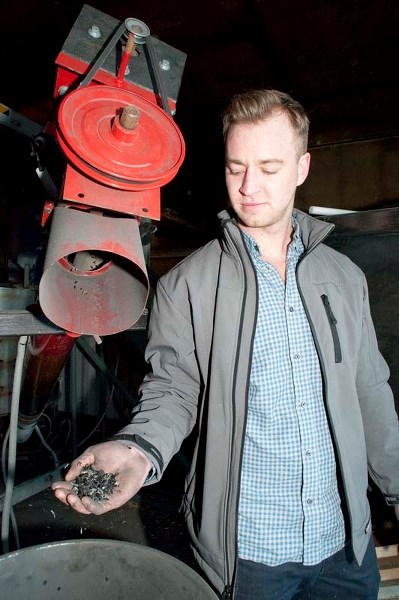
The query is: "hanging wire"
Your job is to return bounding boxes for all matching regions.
[50,418,71,452]
[38,411,52,441]
[1,429,20,551]
[77,353,120,449]
[1,335,28,554]
[34,424,60,469]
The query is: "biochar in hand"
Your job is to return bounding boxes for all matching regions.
[71,465,118,501]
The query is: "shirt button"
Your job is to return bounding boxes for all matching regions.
[294,354,300,359]
[305,450,311,457]
[300,402,307,407]
[289,306,294,312]
[307,499,313,505]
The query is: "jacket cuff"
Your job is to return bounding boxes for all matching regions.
[110,433,164,475]
[385,495,399,506]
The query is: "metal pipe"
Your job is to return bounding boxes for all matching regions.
[116,32,136,85]
[1,336,27,553]
[16,333,76,443]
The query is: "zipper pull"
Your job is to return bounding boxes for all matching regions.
[321,294,342,363]
[221,585,233,599]
[321,294,337,324]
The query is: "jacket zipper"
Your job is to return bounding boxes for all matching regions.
[321,294,342,363]
[221,585,233,600]
[222,225,258,599]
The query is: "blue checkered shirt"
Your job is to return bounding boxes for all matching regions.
[238,220,345,566]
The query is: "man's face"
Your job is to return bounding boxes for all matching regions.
[225,112,310,232]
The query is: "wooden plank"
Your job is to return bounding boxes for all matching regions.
[380,568,399,583]
[377,546,399,559]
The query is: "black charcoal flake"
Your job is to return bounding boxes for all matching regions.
[71,465,118,502]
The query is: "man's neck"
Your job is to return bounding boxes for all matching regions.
[240,220,294,281]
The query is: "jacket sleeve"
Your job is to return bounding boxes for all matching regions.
[112,278,201,482]
[356,274,399,505]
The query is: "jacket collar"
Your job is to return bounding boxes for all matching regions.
[217,208,335,253]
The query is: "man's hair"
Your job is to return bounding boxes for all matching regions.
[222,89,309,156]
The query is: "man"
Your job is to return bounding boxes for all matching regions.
[53,89,399,599]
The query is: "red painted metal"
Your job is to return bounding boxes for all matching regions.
[17,332,76,427]
[116,32,136,86]
[62,165,161,219]
[41,200,55,227]
[39,206,149,336]
[17,8,187,439]
[56,85,185,192]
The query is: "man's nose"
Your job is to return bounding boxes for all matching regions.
[239,169,260,196]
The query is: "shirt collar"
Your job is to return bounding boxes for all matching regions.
[242,216,304,261]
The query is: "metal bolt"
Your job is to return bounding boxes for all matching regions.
[125,18,150,44]
[120,105,140,130]
[58,86,69,97]
[88,25,102,38]
[159,59,171,71]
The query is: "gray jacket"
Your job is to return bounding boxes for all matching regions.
[114,209,399,597]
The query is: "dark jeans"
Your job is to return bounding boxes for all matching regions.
[235,539,380,599]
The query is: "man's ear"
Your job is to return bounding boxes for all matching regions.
[297,152,311,186]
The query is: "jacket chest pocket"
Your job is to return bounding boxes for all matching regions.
[321,294,342,363]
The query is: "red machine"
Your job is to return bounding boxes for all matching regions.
[16,4,186,441]
[38,5,186,337]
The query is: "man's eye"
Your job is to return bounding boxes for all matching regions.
[262,169,278,175]
[227,168,244,176]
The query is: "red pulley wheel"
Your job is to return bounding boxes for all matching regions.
[56,85,185,191]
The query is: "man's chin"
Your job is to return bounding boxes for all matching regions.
[237,207,293,230]
[238,215,275,229]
